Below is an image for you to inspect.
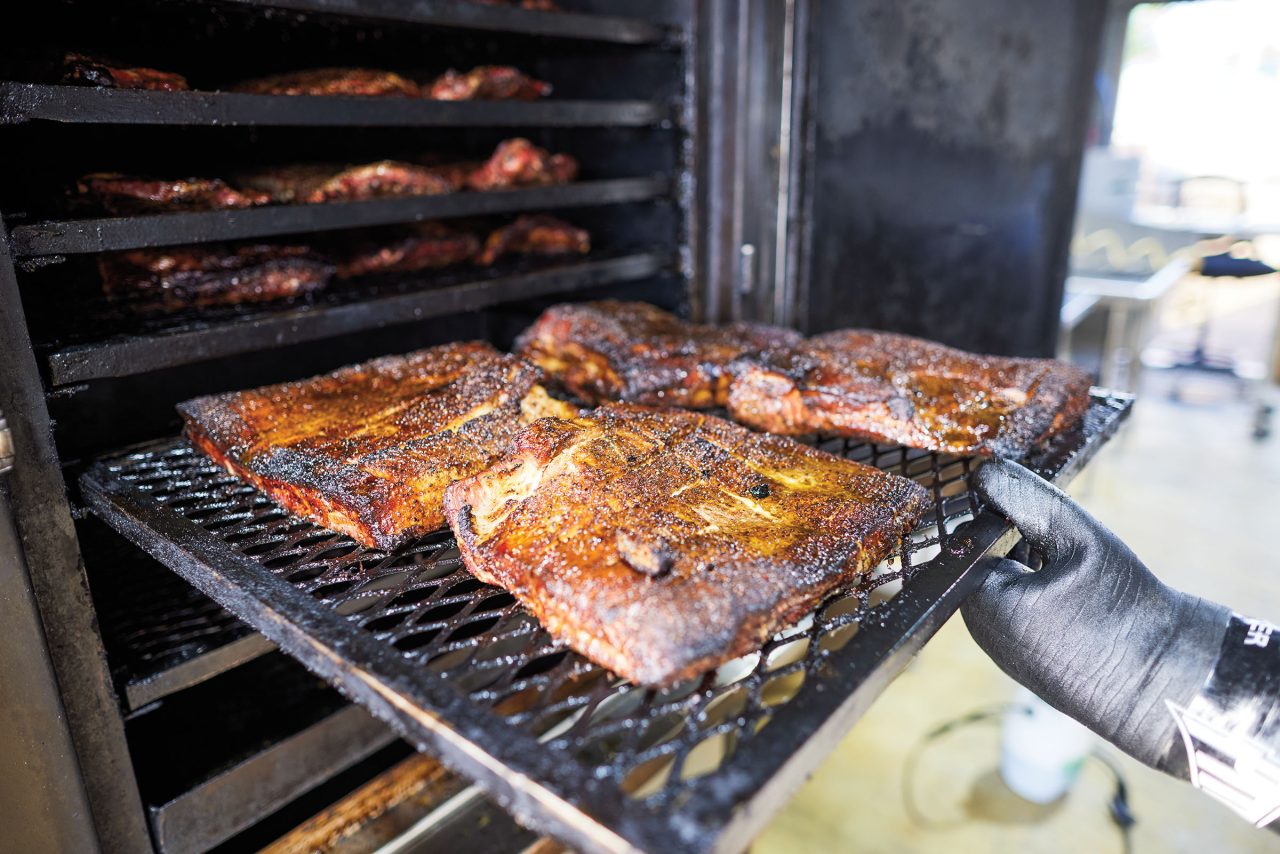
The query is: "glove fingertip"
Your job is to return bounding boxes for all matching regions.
[974,457,1033,506]
[975,460,1083,559]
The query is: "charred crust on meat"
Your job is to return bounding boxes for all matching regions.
[454,503,478,542]
[442,403,931,686]
[615,528,676,578]
[727,329,1092,458]
[516,301,801,409]
[179,342,573,551]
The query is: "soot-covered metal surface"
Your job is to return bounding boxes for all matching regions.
[0,82,665,128]
[798,0,1107,357]
[81,392,1130,853]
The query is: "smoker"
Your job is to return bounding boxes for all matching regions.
[0,1,1115,852]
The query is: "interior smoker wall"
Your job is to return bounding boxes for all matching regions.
[800,0,1106,357]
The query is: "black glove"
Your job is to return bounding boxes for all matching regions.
[962,457,1230,771]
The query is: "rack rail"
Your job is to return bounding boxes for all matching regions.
[217,0,669,44]
[0,83,665,128]
[125,653,396,852]
[89,534,273,710]
[11,177,669,256]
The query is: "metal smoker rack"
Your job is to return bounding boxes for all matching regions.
[82,390,1131,853]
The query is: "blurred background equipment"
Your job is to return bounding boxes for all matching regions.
[1069,0,1280,409]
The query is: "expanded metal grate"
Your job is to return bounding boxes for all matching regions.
[94,551,256,693]
[82,391,1131,854]
[85,529,273,710]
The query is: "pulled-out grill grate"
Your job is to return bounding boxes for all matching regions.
[81,391,1131,853]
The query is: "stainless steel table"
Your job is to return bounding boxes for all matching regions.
[1062,257,1191,391]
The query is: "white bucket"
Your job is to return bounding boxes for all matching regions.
[1000,686,1096,804]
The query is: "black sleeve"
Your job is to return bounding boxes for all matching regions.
[1160,614,1280,831]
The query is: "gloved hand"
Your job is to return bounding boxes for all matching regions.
[961,457,1230,771]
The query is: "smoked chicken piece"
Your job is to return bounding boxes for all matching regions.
[61,52,188,91]
[516,300,801,408]
[334,223,481,278]
[236,160,460,205]
[232,68,420,97]
[98,244,332,309]
[466,138,578,191]
[475,215,589,265]
[727,330,1093,458]
[180,342,576,550]
[75,173,271,214]
[428,66,552,101]
[444,404,930,686]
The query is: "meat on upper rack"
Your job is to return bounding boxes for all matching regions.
[475,214,589,265]
[428,66,552,101]
[98,243,333,309]
[466,138,578,191]
[472,0,561,10]
[231,67,420,97]
[333,222,481,278]
[235,160,462,205]
[74,173,271,214]
[71,136,572,215]
[61,52,188,91]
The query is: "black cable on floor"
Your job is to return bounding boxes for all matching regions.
[1091,749,1137,854]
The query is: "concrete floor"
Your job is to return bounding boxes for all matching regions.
[756,367,1280,853]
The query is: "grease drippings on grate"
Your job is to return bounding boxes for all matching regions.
[101,430,982,805]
